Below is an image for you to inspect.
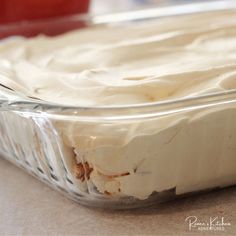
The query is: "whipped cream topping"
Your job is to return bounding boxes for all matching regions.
[1,10,236,202]
[1,10,236,106]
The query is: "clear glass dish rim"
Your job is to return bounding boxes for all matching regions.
[1,0,236,120]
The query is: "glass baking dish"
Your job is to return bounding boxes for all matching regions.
[1,0,236,209]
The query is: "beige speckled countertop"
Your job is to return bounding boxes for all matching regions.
[0,157,235,236]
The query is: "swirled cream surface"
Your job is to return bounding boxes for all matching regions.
[1,10,236,106]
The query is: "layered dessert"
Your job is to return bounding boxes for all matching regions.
[0,10,236,205]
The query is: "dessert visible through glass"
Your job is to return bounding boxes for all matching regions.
[0,8,236,208]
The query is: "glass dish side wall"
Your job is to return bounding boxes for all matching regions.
[0,98,236,209]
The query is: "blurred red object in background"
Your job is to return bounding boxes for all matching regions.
[0,0,90,24]
[0,0,90,38]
